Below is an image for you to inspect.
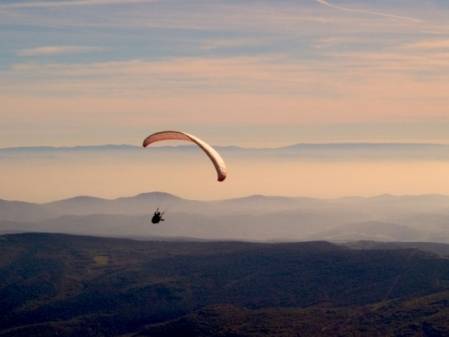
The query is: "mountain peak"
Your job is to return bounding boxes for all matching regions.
[46,195,108,206]
[130,191,182,200]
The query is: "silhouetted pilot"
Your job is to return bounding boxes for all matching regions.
[151,208,165,224]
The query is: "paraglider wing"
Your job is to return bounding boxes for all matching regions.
[142,131,227,182]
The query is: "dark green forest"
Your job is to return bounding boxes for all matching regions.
[1,233,449,337]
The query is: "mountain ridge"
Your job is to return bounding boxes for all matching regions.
[3,191,449,205]
[3,192,449,242]
[2,142,449,153]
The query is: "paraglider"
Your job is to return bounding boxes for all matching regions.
[143,131,227,224]
[151,208,165,224]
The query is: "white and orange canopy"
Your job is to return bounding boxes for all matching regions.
[142,131,227,182]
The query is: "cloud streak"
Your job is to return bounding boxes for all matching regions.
[403,39,449,50]
[18,45,104,56]
[0,0,156,9]
[2,54,449,132]
[315,0,422,23]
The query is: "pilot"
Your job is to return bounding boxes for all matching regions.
[151,208,165,224]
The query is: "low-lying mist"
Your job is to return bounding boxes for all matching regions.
[1,144,449,202]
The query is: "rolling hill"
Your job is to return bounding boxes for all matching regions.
[1,233,449,336]
[2,192,449,242]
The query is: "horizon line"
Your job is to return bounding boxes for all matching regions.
[1,142,449,152]
[2,191,449,205]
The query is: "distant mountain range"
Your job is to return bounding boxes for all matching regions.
[2,192,449,242]
[2,143,449,160]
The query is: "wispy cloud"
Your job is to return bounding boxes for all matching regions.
[403,39,449,50]
[18,45,104,56]
[315,0,422,23]
[0,0,155,9]
[2,53,449,129]
[200,37,269,51]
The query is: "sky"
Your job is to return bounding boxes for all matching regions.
[1,0,449,201]
[1,0,449,148]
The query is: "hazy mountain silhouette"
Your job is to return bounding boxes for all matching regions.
[2,192,449,242]
[0,199,52,222]
[45,192,189,216]
[3,143,449,160]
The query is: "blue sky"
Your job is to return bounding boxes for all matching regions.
[1,0,449,147]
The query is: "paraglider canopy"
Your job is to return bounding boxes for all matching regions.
[142,130,227,182]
